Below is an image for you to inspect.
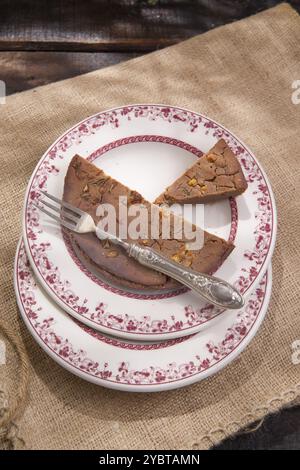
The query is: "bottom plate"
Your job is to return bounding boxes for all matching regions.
[14,239,272,392]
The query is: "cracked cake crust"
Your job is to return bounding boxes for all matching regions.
[63,155,234,290]
[155,139,248,205]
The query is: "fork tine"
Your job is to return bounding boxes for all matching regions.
[40,190,84,216]
[40,198,79,224]
[32,202,76,231]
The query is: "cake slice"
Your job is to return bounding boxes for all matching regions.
[155,139,248,205]
[63,155,234,291]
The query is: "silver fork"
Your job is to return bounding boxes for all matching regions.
[33,191,244,310]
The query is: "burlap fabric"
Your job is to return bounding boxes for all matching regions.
[0,3,299,450]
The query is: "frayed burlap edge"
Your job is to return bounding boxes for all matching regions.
[190,382,300,448]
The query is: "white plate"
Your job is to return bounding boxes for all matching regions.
[15,239,272,392]
[22,104,277,340]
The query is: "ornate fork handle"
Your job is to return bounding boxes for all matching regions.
[127,244,244,310]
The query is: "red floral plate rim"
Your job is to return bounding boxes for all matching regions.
[15,239,272,392]
[62,134,238,300]
[22,104,277,340]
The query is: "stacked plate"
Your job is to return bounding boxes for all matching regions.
[14,104,277,392]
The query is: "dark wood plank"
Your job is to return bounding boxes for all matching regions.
[0,39,177,52]
[0,51,140,95]
[0,0,299,52]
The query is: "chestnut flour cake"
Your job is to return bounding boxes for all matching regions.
[155,139,248,205]
[63,155,234,291]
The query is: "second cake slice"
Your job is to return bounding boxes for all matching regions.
[155,139,248,205]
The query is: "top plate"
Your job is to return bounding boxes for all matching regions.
[22,104,277,341]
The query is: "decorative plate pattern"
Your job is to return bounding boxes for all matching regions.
[15,239,272,392]
[22,104,276,340]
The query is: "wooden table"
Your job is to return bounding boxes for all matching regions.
[1,0,299,450]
